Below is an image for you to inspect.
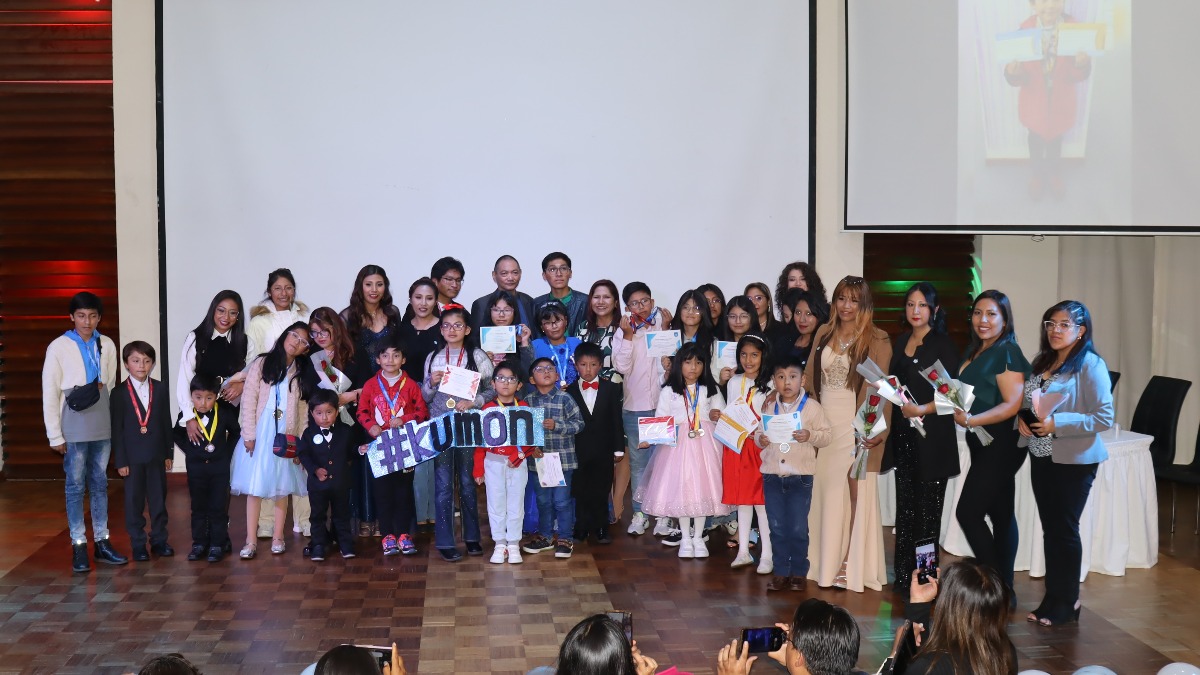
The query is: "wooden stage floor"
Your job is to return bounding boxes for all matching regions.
[1,476,1198,674]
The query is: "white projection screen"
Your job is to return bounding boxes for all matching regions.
[163,1,811,387]
[845,0,1200,233]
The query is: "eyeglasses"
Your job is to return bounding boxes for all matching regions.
[309,329,330,340]
[287,331,310,348]
[440,276,463,286]
[441,322,466,331]
[541,318,564,327]
[682,305,703,315]
[545,265,571,275]
[1043,320,1078,333]
[628,298,653,308]
[532,365,557,373]
[706,297,723,307]
[492,307,514,315]
[748,295,765,303]
[494,375,519,384]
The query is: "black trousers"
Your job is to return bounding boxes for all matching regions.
[1029,454,1097,614]
[373,470,416,539]
[892,427,947,592]
[124,461,169,548]
[186,460,230,548]
[310,485,353,551]
[956,422,1025,590]
[572,457,614,535]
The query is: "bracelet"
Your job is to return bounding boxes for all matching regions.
[964,413,973,428]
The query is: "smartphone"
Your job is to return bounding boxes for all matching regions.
[607,610,633,643]
[1017,408,1043,433]
[915,538,938,584]
[353,644,390,670]
[741,627,786,654]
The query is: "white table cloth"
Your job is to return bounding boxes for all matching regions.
[879,427,1157,579]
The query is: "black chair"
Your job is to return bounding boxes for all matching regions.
[1131,376,1192,469]
[1108,370,1121,394]
[1157,426,1200,535]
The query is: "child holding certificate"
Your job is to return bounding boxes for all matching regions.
[532,303,582,389]
[755,355,831,593]
[480,290,534,376]
[720,335,773,574]
[421,304,494,562]
[472,362,534,564]
[357,333,429,556]
[633,343,728,559]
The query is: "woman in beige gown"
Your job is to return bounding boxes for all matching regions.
[804,276,892,592]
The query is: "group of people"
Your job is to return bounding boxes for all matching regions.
[43,250,1114,628]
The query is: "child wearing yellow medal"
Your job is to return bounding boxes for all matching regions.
[633,343,728,559]
[173,374,240,563]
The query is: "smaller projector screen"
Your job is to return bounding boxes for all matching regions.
[846,0,1198,233]
[163,1,811,392]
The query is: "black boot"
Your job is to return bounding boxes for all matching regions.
[94,538,129,565]
[596,526,612,545]
[71,543,91,573]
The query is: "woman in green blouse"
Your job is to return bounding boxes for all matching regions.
[952,290,1030,596]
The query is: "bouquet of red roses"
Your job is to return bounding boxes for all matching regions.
[919,359,993,445]
[850,388,887,480]
[855,358,925,438]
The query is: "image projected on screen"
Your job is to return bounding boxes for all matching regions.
[958,0,1131,226]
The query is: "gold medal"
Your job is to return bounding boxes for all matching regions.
[274,409,283,421]
[688,430,698,439]
[445,397,456,409]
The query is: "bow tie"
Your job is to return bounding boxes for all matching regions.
[320,428,333,440]
[581,381,599,391]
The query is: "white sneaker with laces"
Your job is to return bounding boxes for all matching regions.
[507,544,523,564]
[490,545,506,564]
[653,517,672,536]
[627,512,648,535]
[692,535,710,558]
[661,529,684,547]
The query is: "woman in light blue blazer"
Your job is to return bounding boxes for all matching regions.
[1018,300,1113,627]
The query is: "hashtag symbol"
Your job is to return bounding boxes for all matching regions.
[379,437,404,473]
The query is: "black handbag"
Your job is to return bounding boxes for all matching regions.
[65,381,101,412]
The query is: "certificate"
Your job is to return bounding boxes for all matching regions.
[536,452,567,487]
[713,398,760,453]
[439,365,481,401]
[637,415,677,446]
[644,330,682,358]
[480,326,517,354]
[994,28,1042,63]
[761,412,802,445]
[715,341,739,370]
[1056,23,1105,56]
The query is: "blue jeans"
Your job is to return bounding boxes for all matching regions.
[535,468,575,543]
[64,440,112,544]
[763,474,813,578]
[622,409,654,513]
[434,447,481,549]
[413,460,436,523]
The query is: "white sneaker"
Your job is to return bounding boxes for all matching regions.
[653,517,672,536]
[678,536,695,558]
[507,544,523,564]
[627,512,648,536]
[292,523,302,534]
[757,555,774,575]
[693,535,710,558]
[731,552,755,568]
[490,545,506,564]
[301,524,311,537]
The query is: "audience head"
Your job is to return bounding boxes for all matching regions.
[920,558,1013,675]
[137,653,203,675]
[555,614,637,675]
[313,645,382,675]
[786,599,860,675]
[967,289,1017,359]
[903,282,948,335]
[1033,300,1096,377]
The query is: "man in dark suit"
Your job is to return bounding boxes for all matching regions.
[468,254,540,338]
[173,375,240,562]
[110,341,175,561]
[566,342,625,544]
[297,389,357,561]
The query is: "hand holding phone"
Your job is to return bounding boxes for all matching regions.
[607,610,633,643]
[1017,408,1043,434]
[741,626,785,653]
[915,538,938,584]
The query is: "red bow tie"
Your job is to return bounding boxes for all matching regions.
[581,380,599,391]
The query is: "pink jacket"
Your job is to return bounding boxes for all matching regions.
[239,357,309,442]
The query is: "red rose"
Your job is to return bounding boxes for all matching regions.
[938,383,950,394]
[887,376,899,387]
[868,394,881,407]
[866,412,877,424]
[928,371,938,381]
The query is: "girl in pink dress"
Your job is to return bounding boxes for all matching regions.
[634,343,729,559]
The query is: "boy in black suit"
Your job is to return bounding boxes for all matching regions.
[111,341,175,561]
[566,342,625,544]
[297,389,356,561]
[173,374,240,562]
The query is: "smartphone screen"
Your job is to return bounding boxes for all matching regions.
[352,644,389,670]
[606,611,633,643]
[741,627,785,653]
[1017,408,1042,432]
[915,539,938,584]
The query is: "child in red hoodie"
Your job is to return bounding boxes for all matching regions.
[473,362,535,564]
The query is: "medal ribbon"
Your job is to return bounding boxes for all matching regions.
[443,345,466,369]
[740,379,762,422]
[631,307,659,332]
[684,383,701,434]
[126,378,152,430]
[196,405,219,445]
[377,372,407,419]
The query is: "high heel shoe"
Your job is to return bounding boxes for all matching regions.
[833,560,848,589]
[1037,601,1081,627]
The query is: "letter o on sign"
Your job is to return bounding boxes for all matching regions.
[482,410,509,446]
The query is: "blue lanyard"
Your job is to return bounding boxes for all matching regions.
[550,344,574,386]
[775,393,808,416]
[377,373,405,418]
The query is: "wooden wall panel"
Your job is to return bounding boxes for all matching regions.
[0,1,118,479]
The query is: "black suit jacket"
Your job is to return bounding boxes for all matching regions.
[567,379,624,465]
[111,377,174,468]
[173,401,240,466]
[297,420,355,492]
